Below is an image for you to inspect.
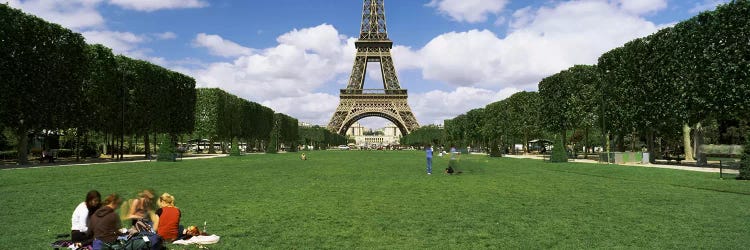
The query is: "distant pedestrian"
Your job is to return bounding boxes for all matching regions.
[449,145,459,170]
[425,145,433,175]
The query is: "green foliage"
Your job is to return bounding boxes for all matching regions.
[482,91,544,153]
[266,128,279,154]
[740,137,750,180]
[443,109,484,148]
[157,134,176,162]
[539,65,600,146]
[550,137,568,163]
[193,88,276,148]
[0,4,89,163]
[400,125,444,146]
[298,126,347,150]
[489,140,502,157]
[230,137,241,156]
[273,113,299,150]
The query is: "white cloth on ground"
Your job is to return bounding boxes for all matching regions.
[172,235,221,245]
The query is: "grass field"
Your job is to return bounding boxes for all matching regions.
[1,151,748,249]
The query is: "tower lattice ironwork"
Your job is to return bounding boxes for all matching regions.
[327,0,419,135]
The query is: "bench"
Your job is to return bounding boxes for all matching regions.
[663,151,684,163]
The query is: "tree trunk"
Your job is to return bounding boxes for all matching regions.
[110,134,116,159]
[683,123,694,161]
[75,128,81,162]
[144,133,151,159]
[695,123,706,166]
[647,131,655,164]
[16,125,29,165]
[523,132,529,155]
[584,127,589,158]
[119,133,124,160]
[102,133,108,155]
[617,133,625,152]
[208,138,216,154]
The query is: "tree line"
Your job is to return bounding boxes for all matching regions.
[404,0,749,178]
[0,4,196,164]
[0,4,303,163]
[298,126,348,150]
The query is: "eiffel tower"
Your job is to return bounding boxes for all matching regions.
[327,0,420,135]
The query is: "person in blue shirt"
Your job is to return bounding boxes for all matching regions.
[425,145,433,175]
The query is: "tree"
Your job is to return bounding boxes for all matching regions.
[550,136,568,162]
[500,91,542,154]
[0,5,89,164]
[400,125,444,146]
[740,135,750,180]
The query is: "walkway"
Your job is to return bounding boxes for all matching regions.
[502,154,739,174]
[1,154,227,171]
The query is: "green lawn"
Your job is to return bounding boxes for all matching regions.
[1,151,748,249]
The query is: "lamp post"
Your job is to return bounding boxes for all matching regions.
[120,70,126,160]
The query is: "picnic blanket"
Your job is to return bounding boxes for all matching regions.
[172,235,220,245]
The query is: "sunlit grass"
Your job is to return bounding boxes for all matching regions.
[1,151,748,249]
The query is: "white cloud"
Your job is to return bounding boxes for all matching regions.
[154,31,177,40]
[81,30,171,66]
[7,0,105,29]
[82,30,146,54]
[397,0,661,89]
[689,0,730,13]
[615,0,667,14]
[193,33,254,57]
[411,87,520,125]
[427,0,509,23]
[107,0,208,12]
[190,24,355,110]
[261,93,340,125]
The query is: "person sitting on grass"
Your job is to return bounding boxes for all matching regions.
[155,193,181,242]
[71,190,101,246]
[301,153,307,160]
[123,189,158,227]
[444,166,462,175]
[90,193,124,250]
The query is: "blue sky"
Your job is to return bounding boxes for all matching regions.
[8,0,729,128]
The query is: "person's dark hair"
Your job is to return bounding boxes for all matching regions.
[86,190,101,204]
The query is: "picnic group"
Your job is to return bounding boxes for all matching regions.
[61,189,216,250]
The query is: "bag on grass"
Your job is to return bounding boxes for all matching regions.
[120,232,163,250]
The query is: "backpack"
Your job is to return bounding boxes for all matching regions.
[111,232,162,250]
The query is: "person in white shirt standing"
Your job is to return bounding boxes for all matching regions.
[71,190,101,246]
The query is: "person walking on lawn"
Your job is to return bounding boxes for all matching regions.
[425,144,433,175]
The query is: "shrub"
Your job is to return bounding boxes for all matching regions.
[266,133,279,154]
[550,137,568,163]
[489,140,502,157]
[0,150,17,159]
[230,137,241,156]
[157,134,176,162]
[739,139,750,180]
[56,149,74,158]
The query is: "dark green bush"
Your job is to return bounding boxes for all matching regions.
[550,137,568,163]
[739,138,750,180]
[56,149,74,158]
[0,150,17,159]
[230,137,241,156]
[157,135,176,162]
[489,141,502,157]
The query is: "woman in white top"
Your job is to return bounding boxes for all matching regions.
[71,190,101,245]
